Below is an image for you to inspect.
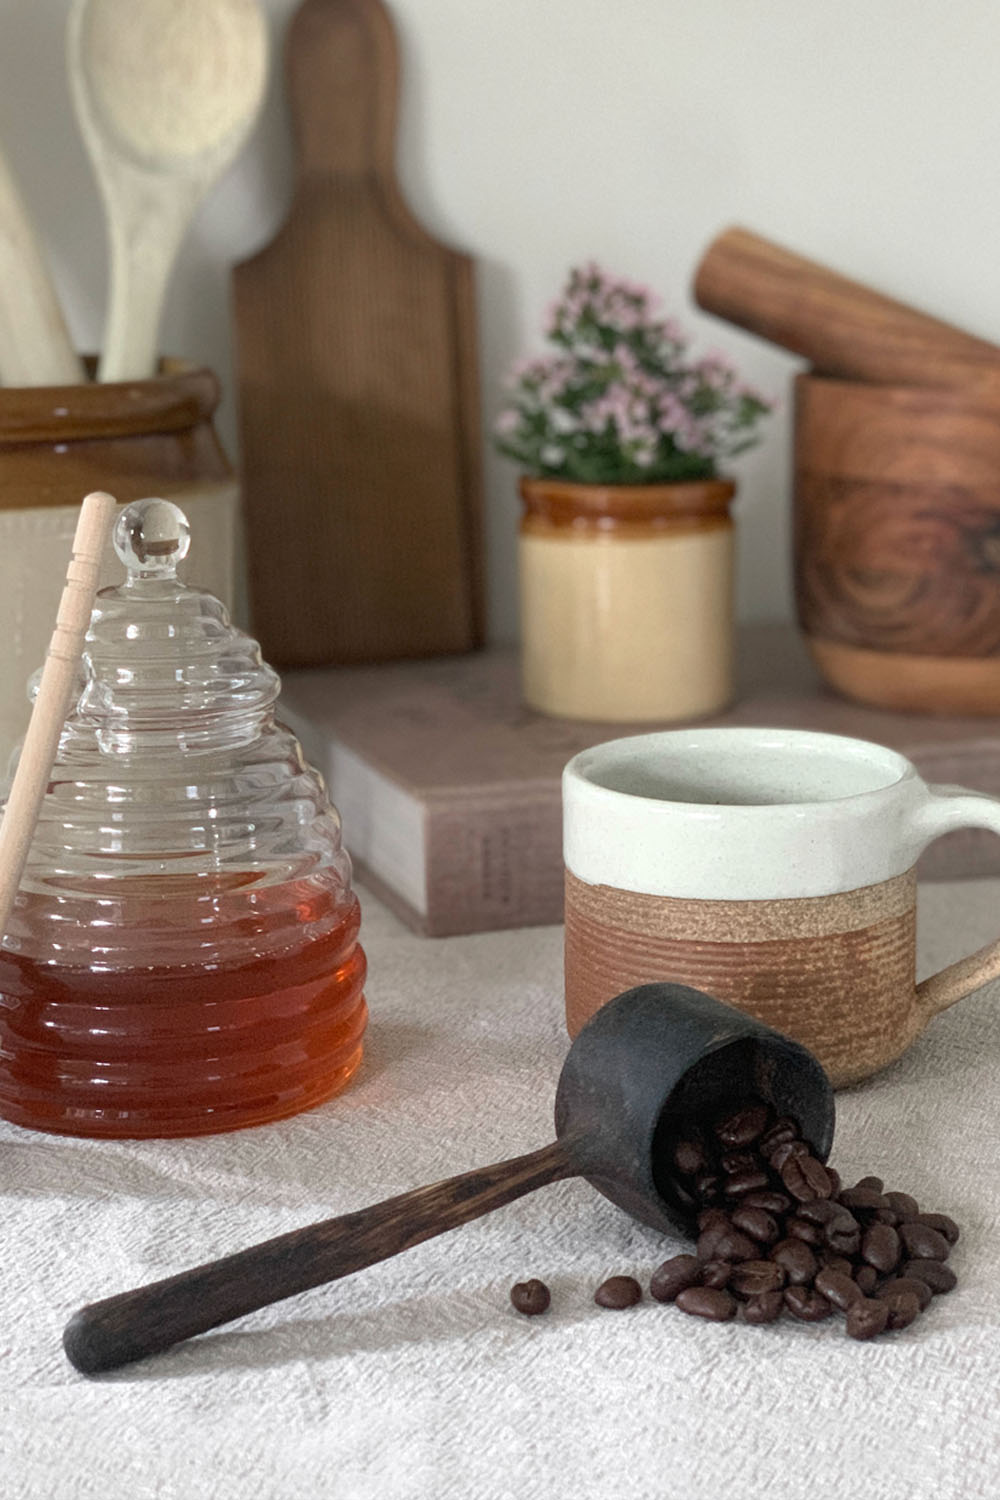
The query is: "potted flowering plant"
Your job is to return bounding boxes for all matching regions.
[496,262,772,485]
[495,263,773,722]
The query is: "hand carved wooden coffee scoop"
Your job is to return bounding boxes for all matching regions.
[63,982,834,1374]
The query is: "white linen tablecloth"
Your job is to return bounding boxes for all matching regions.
[3,878,1000,1500]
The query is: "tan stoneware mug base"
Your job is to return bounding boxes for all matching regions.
[563,728,1000,1088]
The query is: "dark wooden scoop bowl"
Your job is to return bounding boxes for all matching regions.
[63,982,834,1374]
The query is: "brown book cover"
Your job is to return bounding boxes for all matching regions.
[279,625,1000,937]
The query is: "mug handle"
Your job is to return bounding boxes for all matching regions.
[912,784,1000,1022]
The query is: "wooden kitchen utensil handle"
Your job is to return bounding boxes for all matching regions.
[0,143,85,386]
[694,226,1000,397]
[234,0,484,668]
[63,1140,575,1374]
[288,0,397,179]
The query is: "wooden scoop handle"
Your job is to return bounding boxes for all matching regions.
[63,1140,574,1374]
[287,0,398,179]
[694,226,1000,397]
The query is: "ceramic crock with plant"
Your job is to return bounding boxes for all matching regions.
[496,264,772,721]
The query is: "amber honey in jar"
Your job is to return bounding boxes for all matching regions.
[0,499,367,1138]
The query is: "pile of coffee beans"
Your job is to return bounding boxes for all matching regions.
[509,1097,959,1340]
[651,1097,958,1339]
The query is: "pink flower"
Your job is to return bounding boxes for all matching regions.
[495,409,520,436]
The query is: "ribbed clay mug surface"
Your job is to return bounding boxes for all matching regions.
[563,727,1000,1087]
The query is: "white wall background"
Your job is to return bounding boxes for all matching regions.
[2,0,999,641]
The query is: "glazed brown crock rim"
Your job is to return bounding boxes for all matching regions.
[519,474,736,524]
[0,357,221,443]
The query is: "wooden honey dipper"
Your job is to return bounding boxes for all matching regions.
[0,492,117,936]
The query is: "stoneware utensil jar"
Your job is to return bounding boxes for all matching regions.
[794,371,1000,713]
[0,359,237,766]
[563,726,1000,1087]
[519,476,736,721]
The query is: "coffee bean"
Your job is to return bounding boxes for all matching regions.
[758,1117,800,1156]
[715,1100,771,1148]
[595,1275,642,1309]
[697,1225,760,1263]
[838,1186,888,1213]
[882,1289,921,1331]
[770,1238,818,1285]
[743,1290,785,1325]
[721,1150,759,1175]
[723,1169,771,1199]
[902,1259,957,1294]
[730,1205,780,1245]
[673,1138,708,1176]
[672,1182,699,1214]
[510,1279,550,1316]
[854,1265,879,1295]
[730,1260,786,1297]
[701,1259,734,1290]
[899,1222,951,1261]
[884,1191,919,1220]
[741,1190,793,1216]
[854,1175,884,1193]
[769,1139,810,1172]
[787,1217,824,1246]
[795,1198,842,1225]
[861,1223,901,1274]
[697,1207,730,1232]
[915,1212,960,1245]
[785,1286,833,1322]
[846,1296,889,1341]
[878,1276,932,1311]
[649,1254,703,1304]
[675,1286,737,1321]
[818,1252,854,1277]
[781,1154,833,1202]
[814,1267,863,1311]
[868,1207,900,1226]
[824,1212,861,1256]
[694,1171,721,1202]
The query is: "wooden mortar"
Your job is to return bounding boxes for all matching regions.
[793,371,1000,712]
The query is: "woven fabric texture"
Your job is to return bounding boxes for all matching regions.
[3,878,999,1500]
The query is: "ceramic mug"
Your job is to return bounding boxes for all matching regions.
[562,727,1000,1087]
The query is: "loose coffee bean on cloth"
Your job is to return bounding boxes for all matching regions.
[594,1276,642,1309]
[510,1279,551,1316]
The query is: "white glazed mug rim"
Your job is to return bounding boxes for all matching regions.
[564,727,915,813]
[562,726,1000,901]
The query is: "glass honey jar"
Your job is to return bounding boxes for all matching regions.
[0,499,367,1138]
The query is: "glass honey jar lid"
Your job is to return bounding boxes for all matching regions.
[0,498,367,1139]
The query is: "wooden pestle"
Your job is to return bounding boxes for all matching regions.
[693,226,1000,397]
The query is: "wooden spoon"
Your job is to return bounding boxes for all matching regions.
[0,141,84,385]
[67,0,268,382]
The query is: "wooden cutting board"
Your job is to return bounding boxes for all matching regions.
[233,0,484,667]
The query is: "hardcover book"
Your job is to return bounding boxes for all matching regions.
[279,626,1000,937]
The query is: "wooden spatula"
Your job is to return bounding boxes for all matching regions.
[233,0,484,668]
